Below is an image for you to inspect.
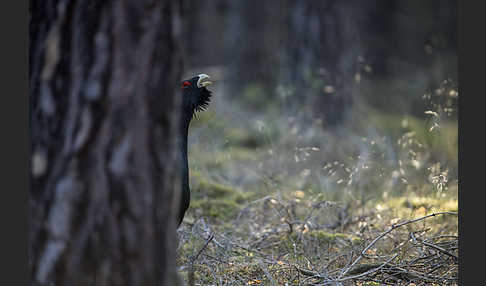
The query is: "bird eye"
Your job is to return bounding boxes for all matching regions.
[182,81,191,88]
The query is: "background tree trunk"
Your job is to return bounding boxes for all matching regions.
[224,0,288,103]
[29,0,183,285]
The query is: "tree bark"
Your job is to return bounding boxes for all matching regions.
[29,0,184,285]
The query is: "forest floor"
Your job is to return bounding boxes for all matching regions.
[176,82,458,285]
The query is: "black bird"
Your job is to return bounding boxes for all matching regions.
[177,74,213,227]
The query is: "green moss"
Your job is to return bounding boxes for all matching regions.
[197,179,237,199]
[187,172,255,221]
[191,198,240,219]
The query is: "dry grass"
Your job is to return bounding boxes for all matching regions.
[177,81,458,285]
[177,197,457,285]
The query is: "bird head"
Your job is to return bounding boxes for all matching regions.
[180,74,213,118]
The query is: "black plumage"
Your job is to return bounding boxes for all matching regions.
[177,74,213,226]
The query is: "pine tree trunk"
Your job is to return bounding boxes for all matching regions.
[29,0,184,285]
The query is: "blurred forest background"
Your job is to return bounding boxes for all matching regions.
[183,0,456,117]
[177,0,458,284]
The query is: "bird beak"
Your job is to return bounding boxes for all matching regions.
[197,74,212,88]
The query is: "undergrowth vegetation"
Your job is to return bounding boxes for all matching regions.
[177,79,458,285]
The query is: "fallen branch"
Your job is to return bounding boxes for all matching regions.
[338,211,457,279]
[188,234,214,286]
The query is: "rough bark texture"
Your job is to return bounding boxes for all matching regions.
[29,0,183,285]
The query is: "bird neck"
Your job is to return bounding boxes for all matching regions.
[179,114,192,189]
[179,114,192,154]
[177,116,192,226]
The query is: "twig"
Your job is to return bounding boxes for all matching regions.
[324,254,398,284]
[188,234,214,286]
[192,234,214,263]
[419,239,458,260]
[338,211,457,279]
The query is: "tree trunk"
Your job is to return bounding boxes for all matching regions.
[225,0,287,102]
[29,0,183,285]
[287,0,362,127]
